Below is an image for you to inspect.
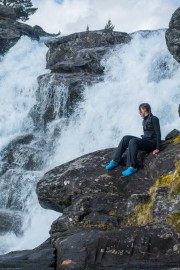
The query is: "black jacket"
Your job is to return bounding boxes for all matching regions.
[141,113,161,149]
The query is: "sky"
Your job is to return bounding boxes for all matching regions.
[28,0,180,35]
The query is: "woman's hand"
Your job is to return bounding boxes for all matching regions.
[153,149,160,155]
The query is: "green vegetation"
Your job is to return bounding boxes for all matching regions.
[166,214,180,232]
[83,220,117,231]
[163,135,180,144]
[104,19,115,31]
[170,160,180,196]
[0,0,37,21]
[125,170,179,227]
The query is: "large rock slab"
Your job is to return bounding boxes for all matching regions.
[45,30,131,73]
[54,223,179,270]
[36,135,180,269]
[166,7,180,63]
[36,142,179,214]
[0,238,55,270]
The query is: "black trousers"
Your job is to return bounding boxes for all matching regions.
[112,135,156,168]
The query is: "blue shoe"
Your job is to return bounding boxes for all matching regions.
[106,160,119,170]
[122,167,138,176]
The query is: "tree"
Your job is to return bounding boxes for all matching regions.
[0,0,38,21]
[104,19,115,32]
[86,24,89,31]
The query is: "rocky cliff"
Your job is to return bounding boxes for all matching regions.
[0,5,179,270]
[166,7,180,64]
[0,4,56,55]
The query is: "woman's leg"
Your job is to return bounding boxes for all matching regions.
[112,135,137,163]
[127,138,156,168]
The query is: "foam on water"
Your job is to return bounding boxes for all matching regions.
[0,36,59,255]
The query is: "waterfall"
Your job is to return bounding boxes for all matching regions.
[0,36,59,255]
[50,30,180,168]
[0,29,179,255]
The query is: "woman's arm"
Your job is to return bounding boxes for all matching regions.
[152,116,161,151]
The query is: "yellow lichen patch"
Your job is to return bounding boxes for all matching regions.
[150,174,173,193]
[125,200,154,226]
[166,214,180,233]
[109,210,117,216]
[83,221,117,231]
[163,135,180,144]
[125,173,173,226]
[170,160,180,196]
[61,260,73,265]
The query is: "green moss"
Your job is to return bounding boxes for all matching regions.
[170,160,180,197]
[108,210,117,216]
[125,173,174,226]
[166,214,180,232]
[83,221,117,231]
[163,135,180,144]
[125,199,154,226]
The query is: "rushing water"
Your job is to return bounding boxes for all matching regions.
[0,30,179,255]
[50,30,180,167]
[0,37,59,254]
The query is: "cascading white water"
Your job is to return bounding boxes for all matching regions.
[50,30,180,168]
[0,36,59,255]
[0,29,179,255]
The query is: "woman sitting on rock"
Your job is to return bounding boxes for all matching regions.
[106,103,161,176]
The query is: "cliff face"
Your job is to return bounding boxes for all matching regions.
[0,5,55,55]
[35,136,180,269]
[0,5,180,270]
[166,7,180,64]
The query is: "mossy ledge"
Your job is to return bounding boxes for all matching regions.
[125,161,180,229]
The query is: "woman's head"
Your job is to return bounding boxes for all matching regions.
[139,103,151,117]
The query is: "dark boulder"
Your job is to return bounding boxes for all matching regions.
[33,25,59,37]
[45,30,131,74]
[165,129,180,140]
[0,5,56,55]
[0,134,49,171]
[54,223,179,270]
[166,7,180,63]
[0,209,22,235]
[0,238,55,270]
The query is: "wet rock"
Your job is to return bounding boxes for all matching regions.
[45,30,131,73]
[0,134,48,170]
[29,73,102,130]
[0,169,41,211]
[0,238,55,270]
[0,209,22,235]
[166,7,180,63]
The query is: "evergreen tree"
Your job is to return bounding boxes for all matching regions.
[0,0,38,21]
[104,19,115,31]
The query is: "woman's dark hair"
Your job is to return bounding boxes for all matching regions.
[139,103,151,113]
